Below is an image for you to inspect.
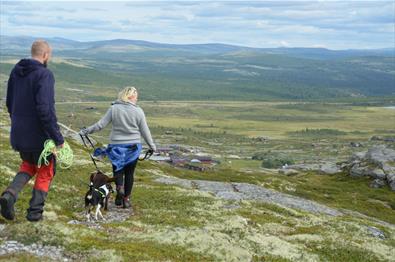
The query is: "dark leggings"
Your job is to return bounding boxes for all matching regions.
[112,159,138,197]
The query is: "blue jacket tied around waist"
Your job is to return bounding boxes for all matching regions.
[93,143,142,171]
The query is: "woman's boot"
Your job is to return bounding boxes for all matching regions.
[122,196,131,209]
[115,186,124,207]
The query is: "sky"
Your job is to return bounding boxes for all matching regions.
[0,1,394,49]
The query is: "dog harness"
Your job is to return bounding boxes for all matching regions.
[98,185,109,197]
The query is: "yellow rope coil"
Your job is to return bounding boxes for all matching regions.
[38,140,74,169]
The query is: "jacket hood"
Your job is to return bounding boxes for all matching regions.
[112,100,137,107]
[14,59,44,77]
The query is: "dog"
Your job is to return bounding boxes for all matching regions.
[85,170,115,221]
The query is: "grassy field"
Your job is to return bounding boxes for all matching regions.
[0,129,394,261]
[1,98,395,260]
[55,101,395,139]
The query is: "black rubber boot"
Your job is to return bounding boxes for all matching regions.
[26,189,47,222]
[0,192,16,220]
[115,186,124,207]
[5,172,32,200]
[0,172,31,220]
[122,196,132,209]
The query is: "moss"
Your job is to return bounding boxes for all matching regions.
[252,254,292,262]
[66,238,214,261]
[286,225,324,235]
[238,209,284,226]
[131,183,216,227]
[0,253,46,262]
[306,241,381,262]
[0,222,67,247]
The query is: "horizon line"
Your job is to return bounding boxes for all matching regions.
[1,34,394,51]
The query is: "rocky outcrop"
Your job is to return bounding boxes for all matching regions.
[284,162,341,175]
[156,176,342,216]
[0,241,67,261]
[343,145,395,191]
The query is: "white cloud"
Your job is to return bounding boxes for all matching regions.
[0,1,393,49]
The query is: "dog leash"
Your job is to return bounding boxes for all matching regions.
[79,134,99,171]
[139,149,154,161]
[65,166,109,196]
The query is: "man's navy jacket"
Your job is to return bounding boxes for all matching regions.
[6,59,64,152]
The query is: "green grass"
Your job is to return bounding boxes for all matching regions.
[287,172,395,224]
[66,238,215,261]
[0,254,45,262]
[133,183,215,227]
[306,241,381,262]
[0,101,395,261]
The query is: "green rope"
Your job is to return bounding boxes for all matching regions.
[38,140,74,169]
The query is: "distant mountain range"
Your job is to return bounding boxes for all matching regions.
[1,35,394,101]
[1,35,394,59]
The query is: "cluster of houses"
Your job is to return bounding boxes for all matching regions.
[149,144,219,171]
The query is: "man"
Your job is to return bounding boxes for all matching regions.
[0,40,64,222]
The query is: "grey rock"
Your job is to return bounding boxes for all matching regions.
[193,180,235,194]
[387,173,395,183]
[387,174,395,191]
[318,163,341,175]
[0,240,66,260]
[286,164,320,171]
[367,226,386,239]
[154,176,342,216]
[370,136,383,141]
[234,182,342,216]
[350,164,369,177]
[346,146,395,189]
[216,191,245,201]
[286,162,341,175]
[351,151,366,162]
[278,169,299,176]
[368,168,386,179]
[370,179,386,188]
[382,164,395,175]
[156,176,192,188]
[365,145,395,166]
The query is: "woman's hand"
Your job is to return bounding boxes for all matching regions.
[79,128,89,136]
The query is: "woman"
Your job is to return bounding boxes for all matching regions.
[79,86,156,208]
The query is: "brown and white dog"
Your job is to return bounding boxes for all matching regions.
[85,171,115,221]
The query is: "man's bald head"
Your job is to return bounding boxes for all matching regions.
[31,40,52,65]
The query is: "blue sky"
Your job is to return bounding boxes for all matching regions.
[1,1,394,49]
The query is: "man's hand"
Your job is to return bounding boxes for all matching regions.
[53,143,64,156]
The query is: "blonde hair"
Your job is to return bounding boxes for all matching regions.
[118,86,138,102]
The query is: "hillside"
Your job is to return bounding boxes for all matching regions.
[0,36,394,101]
[1,100,395,261]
